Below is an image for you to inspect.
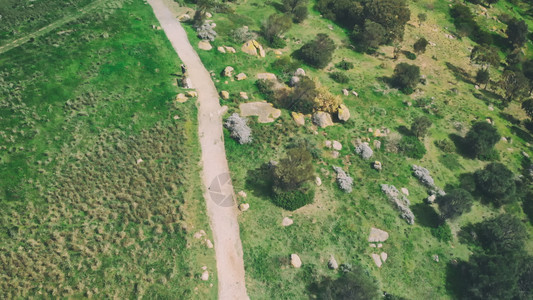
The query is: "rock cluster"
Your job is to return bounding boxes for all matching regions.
[380,184,415,225]
[333,166,354,193]
[242,40,266,57]
[224,113,252,144]
[412,165,435,188]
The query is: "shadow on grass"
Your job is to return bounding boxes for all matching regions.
[449,133,472,158]
[499,112,521,125]
[411,203,441,228]
[445,62,474,85]
[480,88,504,104]
[445,261,468,299]
[245,162,273,198]
[511,125,533,143]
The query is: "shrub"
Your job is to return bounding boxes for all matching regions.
[329,71,350,84]
[298,33,336,69]
[269,36,287,48]
[196,23,217,41]
[436,188,474,219]
[313,86,342,113]
[474,163,516,206]
[332,166,354,193]
[231,26,257,43]
[224,113,252,144]
[391,63,420,93]
[435,139,455,153]
[287,76,318,114]
[411,115,432,138]
[261,13,292,47]
[475,214,527,254]
[464,121,500,158]
[272,185,315,210]
[413,37,428,54]
[353,20,386,52]
[271,56,300,76]
[404,51,417,60]
[336,60,354,70]
[292,5,308,23]
[475,68,490,88]
[506,18,528,48]
[256,79,275,98]
[399,136,426,159]
[310,266,381,300]
[385,132,402,153]
[431,223,453,242]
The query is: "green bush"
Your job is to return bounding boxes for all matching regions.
[431,223,452,242]
[269,36,287,48]
[298,33,336,69]
[399,135,426,159]
[405,51,417,60]
[336,60,354,70]
[329,71,350,84]
[272,185,315,210]
[435,139,455,153]
[391,63,420,93]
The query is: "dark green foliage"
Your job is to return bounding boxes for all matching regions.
[310,267,381,300]
[293,5,309,23]
[506,18,528,48]
[391,63,421,93]
[518,256,533,298]
[417,13,427,25]
[475,69,490,88]
[500,70,529,105]
[404,51,417,60]
[474,163,516,206]
[272,184,315,210]
[522,99,533,119]
[282,0,308,13]
[298,33,336,69]
[329,71,350,84]
[399,135,426,159]
[435,139,456,153]
[336,60,354,70]
[470,45,500,70]
[287,76,318,114]
[431,223,453,242]
[413,38,428,54]
[410,115,432,138]
[523,192,533,224]
[476,214,527,254]
[271,56,300,77]
[522,59,533,89]
[363,0,411,43]
[261,13,292,47]
[450,3,477,37]
[436,188,474,219]
[316,0,364,29]
[464,122,500,158]
[353,20,386,52]
[256,79,275,99]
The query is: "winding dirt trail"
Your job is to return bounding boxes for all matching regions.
[147,1,248,299]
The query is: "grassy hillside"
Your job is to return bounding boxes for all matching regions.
[0,0,215,298]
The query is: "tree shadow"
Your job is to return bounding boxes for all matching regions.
[445,261,469,299]
[449,133,472,158]
[510,125,533,143]
[397,125,412,136]
[490,32,510,51]
[445,62,474,85]
[479,89,504,104]
[411,203,441,228]
[245,163,274,198]
[270,1,284,12]
[499,112,521,125]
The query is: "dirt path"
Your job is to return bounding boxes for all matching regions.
[0,0,105,55]
[147,1,248,299]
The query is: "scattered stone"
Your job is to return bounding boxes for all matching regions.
[328,255,339,270]
[201,270,209,281]
[236,73,247,81]
[178,14,191,22]
[373,161,382,171]
[401,188,409,196]
[377,243,382,248]
[241,40,265,57]
[332,141,342,151]
[315,177,322,186]
[274,50,283,55]
[501,137,508,142]
[333,166,354,193]
[368,227,389,242]
[292,111,305,126]
[224,46,236,53]
[331,151,340,158]
[370,244,377,248]
[198,40,212,51]
[239,92,248,100]
[381,184,415,225]
[342,89,349,96]
[238,190,247,198]
[368,128,374,133]
[337,104,351,122]
[475,85,480,90]
[176,93,188,103]
[173,115,180,120]
[488,105,494,111]
[257,73,277,81]
[186,91,198,97]
[239,102,281,123]
[355,143,373,160]
[223,66,234,77]
[373,140,381,150]
[202,266,207,271]
[220,91,230,99]
[239,203,250,212]
[206,239,213,249]
[325,140,333,148]
[282,217,294,227]
[412,165,436,188]
[427,194,436,204]
[205,12,213,18]
[373,129,382,137]
[433,254,439,262]
[194,231,205,239]
[380,252,388,262]
[136,158,143,164]
[217,46,226,53]
[312,112,334,128]
[523,151,530,158]
[289,76,300,87]
[291,254,302,268]
[294,68,306,77]
[371,253,382,267]
[327,24,334,30]
[352,91,359,97]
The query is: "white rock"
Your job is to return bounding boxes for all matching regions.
[239,203,249,211]
[198,40,212,51]
[401,188,409,196]
[371,253,382,267]
[332,151,339,158]
[370,244,377,248]
[291,254,302,268]
[206,239,213,249]
[325,140,332,148]
[201,265,207,271]
[224,46,236,53]
[282,217,294,227]
[136,158,143,164]
[294,68,306,77]
[239,92,248,100]
[238,190,247,198]
[201,270,209,281]
[205,12,213,18]
[342,89,349,96]
[377,243,383,248]
[194,231,205,239]
[368,227,389,242]
[332,141,342,151]
[427,194,436,203]
[380,252,388,262]
[328,255,339,270]
[352,91,359,97]
[217,46,226,53]
[315,177,322,186]
[236,73,247,81]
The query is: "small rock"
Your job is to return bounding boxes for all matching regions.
[332,151,339,158]
[206,239,213,248]
[198,40,212,51]
[186,91,198,97]
[178,14,191,22]
[475,85,480,90]
[371,253,382,267]
[291,254,302,268]
[368,128,374,133]
[380,252,388,262]
[488,105,494,111]
[328,24,334,30]
[377,243,382,248]
[282,217,294,227]
[427,194,436,204]
[223,66,234,77]
[337,104,350,122]
[352,91,359,97]
[238,190,247,198]
[432,254,439,262]
[202,266,207,271]
[220,91,230,99]
[328,255,339,270]
[239,92,248,100]
[136,158,143,164]
[401,188,409,196]
[201,270,209,281]
[373,129,382,137]
[314,176,322,186]
[501,137,508,142]
[236,73,247,81]
[173,115,180,120]
[325,140,332,148]
[224,46,236,53]
[332,141,342,151]
[205,12,213,18]
[370,244,377,248]
[373,140,381,150]
[373,161,382,171]
[217,46,226,53]
[239,203,250,211]
[522,151,530,158]
[289,76,300,87]
[294,68,306,77]
[342,89,349,96]
[368,227,389,242]
[176,93,188,103]
[291,111,305,126]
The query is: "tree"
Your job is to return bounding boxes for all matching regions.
[391,63,420,93]
[310,267,381,300]
[470,45,499,70]
[506,18,528,49]
[436,188,474,219]
[410,115,432,138]
[522,99,533,120]
[354,20,386,52]
[261,14,292,47]
[413,37,428,54]
[474,163,516,206]
[316,0,364,29]
[475,68,490,89]
[292,5,308,23]
[363,0,411,43]
[282,0,307,13]
[287,76,318,114]
[417,13,427,26]
[464,121,500,158]
[500,70,529,105]
[475,214,527,254]
[298,33,336,69]
[522,59,533,93]
[399,135,426,159]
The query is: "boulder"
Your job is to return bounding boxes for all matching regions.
[352,91,359,97]
[217,46,226,53]
[315,177,322,186]
[238,190,247,198]
[371,253,382,267]
[239,203,249,212]
[291,254,302,268]
[312,112,334,128]
[236,73,247,81]
[274,50,283,55]
[373,161,382,171]
[206,239,213,248]
[342,89,349,96]
[401,188,409,196]
[373,140,381,150]
[223,66,234,77]
[220,91,230,99]
[186,91,198,97]
[240,102,281,123]
[178,14,191,22]
[294,68,306,77]
[256,73,277,81]
[239,92,248,100]
[291,111,305,126]
[224,46,236,53]
[289,76,300,87]
[282,217,294,227]
[380,252,388,263]
[328,255,339,270]
[176,93,188,103]
[332,141,342,151]
[368,227,389,242]
[426,194,436,204]
[337,104,350,121]
[201,270,209,281]
[198,40,212,51]
[242,40,265,57]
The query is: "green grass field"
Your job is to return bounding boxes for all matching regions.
[0,0,216,298]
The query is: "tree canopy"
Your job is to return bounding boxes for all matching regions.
[436,188,474,220]
[298,33,336,69]
[474,162,516,206]
[463,121,500,159]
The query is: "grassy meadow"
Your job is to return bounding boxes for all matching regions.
[0,0,216,298]
[179,0,533,298]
